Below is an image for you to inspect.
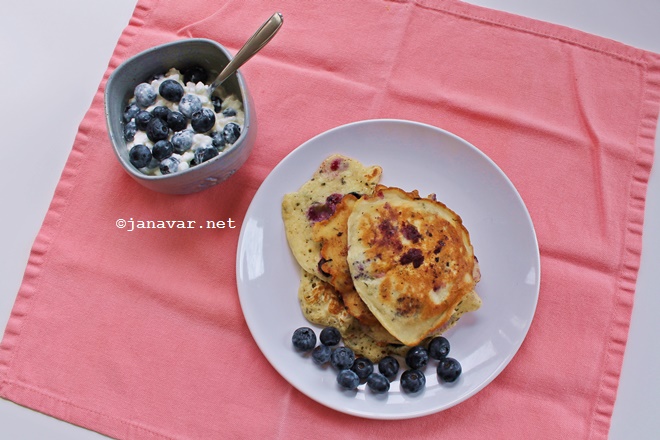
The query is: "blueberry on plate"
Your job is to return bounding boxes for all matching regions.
[437,357,462,383]
[312,344,332,365]
[400,369,426,393]
[146,117,169,142]
[159,79,184,102]
[166,111,187,132]
[428,336,450,360]
[134,82,157,107]
[292,327,316,352]
[193,146,219,165]
[319,327,341,346]
[178,94,202,119]
[191,108,216,133]
[405,346,429,370]
[183,65,208,85]
[151,105,171,121]
[211,96,223,113]
[222,107,237,117]
[128,144,152,168]
[123,103,140,122]
[222,122,241,144]
[123,120,137,142]
[159,156,180,175]
[134,110,153,131]
[330,346,355,370]
[350,357,374,381]
[366,373,390,394]
[378,356,400,379]
[171,130,194,154]
[152,140,173,161]
[337,369,360,390]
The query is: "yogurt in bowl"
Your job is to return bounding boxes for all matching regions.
[105,38,256,195]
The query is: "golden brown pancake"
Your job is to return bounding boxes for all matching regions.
[347,185,479,346]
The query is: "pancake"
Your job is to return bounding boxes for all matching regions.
[282,155,382,281]
[347,185,479,346]
[297,271,354,334]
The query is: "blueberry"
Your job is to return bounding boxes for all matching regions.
[378,356,400,379]
[135,110,153,131]
[437,357,462,383]
[159,156,180,175]
[182,65,208,84]
[211,96,223,113]
[146,117,169,142]
[222,107,237,117]
[191,108,216,133]
[366,373,390,394]
[292,327,316,352]
[123,103,140,122]
[400,369,426,393]
[211,131,226,150]
[178,94,203,118]
[222,122,241,144]
[128,144,152,168]
[319,327,341,346]
[330,346,355,370]
[405,346,429,370]
[152,140,173,161]
[159,79,184,102]
[350,357,374,381]
[134,82,157,107]
[336,369,360,390]
[166,111,187,132]
[428,336,450,360]
[312,344,332,365]
[151,105,171,121]
[171,130,194,154]
[193,146,219,165]
[123,120,137,142]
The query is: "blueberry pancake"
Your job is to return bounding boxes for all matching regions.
[282,155,382,280]
[347,185,480,346]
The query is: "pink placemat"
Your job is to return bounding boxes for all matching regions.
[2,0,659,438]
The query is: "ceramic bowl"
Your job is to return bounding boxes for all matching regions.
[104,38,256,194]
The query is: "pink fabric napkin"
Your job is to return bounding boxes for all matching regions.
[2,0,659,438]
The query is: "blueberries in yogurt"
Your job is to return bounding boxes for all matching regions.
[222,122,241,144]
[211,96,223,113]
[123,119,137,142]
[129,144,152,168]
[152,140,173,161]
[171,129,194,154]
[159,156,180,175]
[146,117,169,142]
[182,65,208,84]
[191,108,216,133]
[134,110,153,131]
[158,79,184,103]
[151,105,171,121]
[134,83,157,107]
[121,67,244,175]
[178,94,202,118]
[123,103,140,122]
[193,146,219,166]
[166,111,187,132]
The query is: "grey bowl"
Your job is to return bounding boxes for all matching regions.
[104,38,256,194]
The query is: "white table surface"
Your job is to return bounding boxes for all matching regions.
[0,1,658,438]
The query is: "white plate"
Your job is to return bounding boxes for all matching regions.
[236,119,540,419]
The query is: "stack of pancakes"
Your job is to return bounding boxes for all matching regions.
[282,154,481,361]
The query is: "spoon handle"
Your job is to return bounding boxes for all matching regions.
[208,12,283,95]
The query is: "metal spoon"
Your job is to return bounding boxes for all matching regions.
[208,12,283,97]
